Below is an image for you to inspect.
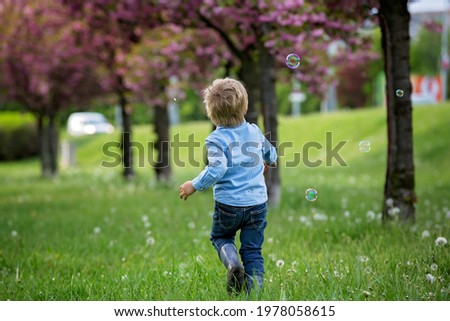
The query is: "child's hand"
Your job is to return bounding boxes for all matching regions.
[179,181,196,201]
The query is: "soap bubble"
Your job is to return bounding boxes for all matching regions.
[359,140,371,152]
[396,89,404,97]
[286,53,300,69]
[305,188,318,201]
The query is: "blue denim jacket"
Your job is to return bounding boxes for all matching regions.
[192,121,277,206]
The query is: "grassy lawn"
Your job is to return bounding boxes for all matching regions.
[0,105,449,301]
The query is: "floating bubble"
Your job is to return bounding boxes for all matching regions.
[286,53,300,69]
[359,140,371,152]
[369,7,378,15]
[173,98,177,102]
[305,188,318,201]
[396,89,404,97]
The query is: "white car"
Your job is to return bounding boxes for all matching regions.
[67,112,114,136]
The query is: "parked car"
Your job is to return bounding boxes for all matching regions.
[67,112,114,136]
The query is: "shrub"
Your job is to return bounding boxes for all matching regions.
[0,112,39,161]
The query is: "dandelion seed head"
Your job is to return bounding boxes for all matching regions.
[358,256,369,263]
[188,222,195,229]
[366,210,376,220]
[146,237,155,246]
[386,198,394,208]
[276,259,285,268]
[426,273,435,283]
[430,263,438,271]
[421,230,430,238]
[93,227,101,235]
[435,237,447,246]
[11,230,18,238]
[313,212,328,221]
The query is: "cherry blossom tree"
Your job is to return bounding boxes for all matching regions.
[61,0,161,179]
[0,0,100,177]
[162,0,378,206]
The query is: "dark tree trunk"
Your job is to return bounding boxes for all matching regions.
[259,45,281,207]
[119,91,134,180]
[238,55,260,125]
[48,111,58,176]
[37,114,51,177]
[379,0,416,223]
[153,104,171,182]
[36,112,58,178]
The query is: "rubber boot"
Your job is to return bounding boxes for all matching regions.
[219,243,245,294]
[245,274,264,296]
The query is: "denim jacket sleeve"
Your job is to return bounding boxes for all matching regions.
[191,139,228,192]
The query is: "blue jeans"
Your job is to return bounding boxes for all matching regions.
[210,201,268,278]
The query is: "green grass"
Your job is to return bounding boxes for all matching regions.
[0,105,449,301]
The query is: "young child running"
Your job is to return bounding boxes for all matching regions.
[179,77,277,295]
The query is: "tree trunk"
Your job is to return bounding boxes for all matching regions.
[153,104,171,182]
[238,55,260,125]
[37,114,51,177]
[119,91,134,180]
[48,111,58,177]
[36,112,58,178]
[259,45,281,207]
[379,0,416,223]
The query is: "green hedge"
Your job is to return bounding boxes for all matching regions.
[0,112,39,161]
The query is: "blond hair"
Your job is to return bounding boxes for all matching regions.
[203,78,248,127]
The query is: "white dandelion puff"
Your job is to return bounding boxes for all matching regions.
[435,237,448,246]
[426,273,435,283]
[388,207,400,216]
[358,256,369,263]
[386,198,394,208]
[313,213,328,221]
[366,210,376,220]
[93,227,101,235]
[141,215,149,222]
[344,210,350,218]
[11,230,18,238]
[188,222,195,229]
[276,260,285,268]
[146,237,155,246]
[421,230,430,238]
[430,263,438,271]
